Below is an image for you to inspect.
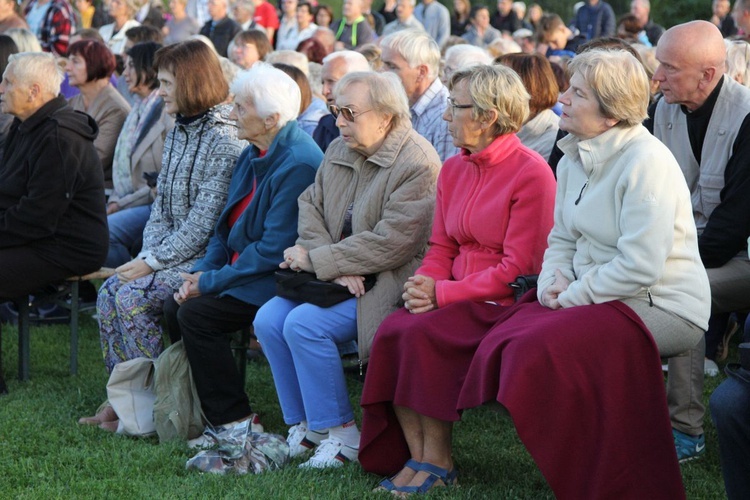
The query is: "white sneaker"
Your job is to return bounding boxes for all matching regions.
[298,437,359,469]
[704,359,720,377]
[287,424,328,458]
[188,413,264,449]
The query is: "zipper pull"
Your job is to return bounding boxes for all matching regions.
[647,288,653,307]
[575,180,588,205]
[359,359,363,377]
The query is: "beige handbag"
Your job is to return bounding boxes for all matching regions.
[106,357,156,437]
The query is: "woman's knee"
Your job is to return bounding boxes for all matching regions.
[254,297,293,343]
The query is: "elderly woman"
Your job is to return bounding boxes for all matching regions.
[162,63,323,443]
[99,0,141,55]
[252,71,441,469]
[78,40,244,429]
[358,64,556,493]
[456,49,711,498]
[496,52,559,161]
[67,40,131,192]
[230,29,272,70]
[105,41,174,267]
[273,62,327,136]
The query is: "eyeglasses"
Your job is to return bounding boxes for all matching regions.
[447,96,473,112]
[330,105,373,122]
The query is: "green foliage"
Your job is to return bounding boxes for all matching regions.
[0,317,729,498]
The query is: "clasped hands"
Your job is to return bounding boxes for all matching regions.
[174,271,203,305]
[279,245,368,297]
[539,269,570,310]
[402,274,437,314]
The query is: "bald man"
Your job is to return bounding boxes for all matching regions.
[649,21,750,466]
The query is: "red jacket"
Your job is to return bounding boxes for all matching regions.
[417,133,556,306]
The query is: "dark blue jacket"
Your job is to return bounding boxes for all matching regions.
[194,121,323,306]
[572,1,615,41]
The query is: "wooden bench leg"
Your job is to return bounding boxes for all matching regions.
[17,297,30,382]
[69,280,79,376]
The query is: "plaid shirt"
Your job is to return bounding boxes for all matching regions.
[411,77,458,163]
[25,0,75,56]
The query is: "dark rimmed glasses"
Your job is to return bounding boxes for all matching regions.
[330,105,373,122]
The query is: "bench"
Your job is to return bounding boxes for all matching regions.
[13,267,116,381]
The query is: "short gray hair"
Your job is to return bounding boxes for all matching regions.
[7,52,63,96]
[380,29,441,80]
[443,45,492,80]
[726,39,750,88]
[5,28,42,53]
[449,64,529,136]
[322,50,370,72]
[265,49,310,77]
[567,48,649,127]
[230,62,302,126]
[334,71,411,128]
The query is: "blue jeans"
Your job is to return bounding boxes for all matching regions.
[253,296,357,431]
[710,364,750,499]
[105,205,151,268]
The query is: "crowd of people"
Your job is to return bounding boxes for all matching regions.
[2,0,750,497]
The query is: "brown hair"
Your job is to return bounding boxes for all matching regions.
[154,40,228,116]
[272,62,312,115]
[233,29,273,61]
[536,13,565,44]
[495,52,558,117]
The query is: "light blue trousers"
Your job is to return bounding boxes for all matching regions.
[253,296,358,430]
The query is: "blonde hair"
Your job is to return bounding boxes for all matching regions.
[449,64,529,136]
[567,48,649,127]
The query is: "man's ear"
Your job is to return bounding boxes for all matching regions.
[699,66,718,89]
[28,82,41,101]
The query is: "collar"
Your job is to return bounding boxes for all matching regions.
[557,125,639,177]
[176,109,209,125]
[681,75,723,119]
[18,94,67,134]
[458,133,522,169]
[411,77,445,117]
[327,119,413,169]
[245,120,298,177]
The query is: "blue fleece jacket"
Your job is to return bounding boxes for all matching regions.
[194,120,323,306]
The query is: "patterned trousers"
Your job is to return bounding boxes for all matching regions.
[98,273,173,373]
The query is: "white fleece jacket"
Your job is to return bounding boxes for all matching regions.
[537,124,710,330]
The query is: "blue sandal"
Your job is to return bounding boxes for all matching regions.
[394,461,458,494]
[375,459,423,492]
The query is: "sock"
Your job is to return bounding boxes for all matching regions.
[327,420,360,449]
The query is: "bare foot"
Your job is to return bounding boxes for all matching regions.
[78,404,117,425]
[99,419,119,432]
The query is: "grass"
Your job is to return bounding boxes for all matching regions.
[0,314,729,499]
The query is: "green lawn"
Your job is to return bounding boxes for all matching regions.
[0,315,728,498]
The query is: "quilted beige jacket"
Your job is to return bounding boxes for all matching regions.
[297,120,441,363]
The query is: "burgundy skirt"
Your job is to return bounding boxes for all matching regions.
[456,295,685,500]
[358,301,511,476]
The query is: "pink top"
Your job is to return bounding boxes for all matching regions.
[417,133,556,306]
